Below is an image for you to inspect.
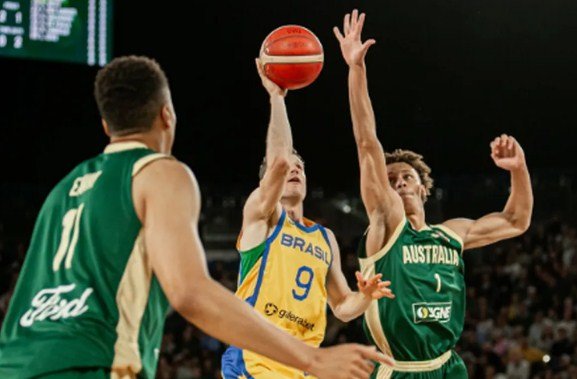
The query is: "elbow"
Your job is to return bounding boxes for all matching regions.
[268,156,291,175]
[169,295,192,317]
[329,302,356,323]
[509,213,532,236]
[334,312,355,323]
[331,307,347,322]
[516,216,531,234]
[167,278,211,321]
[516,207,533,234]
[168,290,201,320]
[357,138,381,152]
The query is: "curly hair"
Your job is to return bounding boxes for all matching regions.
[258,149,304,180]
[94,55,169,136]
[385,149,434,200]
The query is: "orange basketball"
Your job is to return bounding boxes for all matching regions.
[259,25,324,90]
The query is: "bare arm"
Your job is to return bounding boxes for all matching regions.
[326,229,394,322]
[443,135,533,250]
[240,59,294,250]
[334,10,404,255]
[134,159,392,378]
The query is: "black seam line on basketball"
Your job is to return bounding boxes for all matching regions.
[259,54,324,64]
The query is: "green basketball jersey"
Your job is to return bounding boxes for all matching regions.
[0,142,172,379]
[358,218,465,362]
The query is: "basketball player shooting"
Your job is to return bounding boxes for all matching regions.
[220,58,396,379]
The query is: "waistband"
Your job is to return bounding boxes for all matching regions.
[377,350,453,377]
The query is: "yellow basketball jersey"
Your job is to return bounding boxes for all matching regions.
[221,209,333,379]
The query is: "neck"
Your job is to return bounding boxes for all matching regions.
[110,131,168,154]
[281,198,304,223]
[405,204,426,230]
[407,214,426,230]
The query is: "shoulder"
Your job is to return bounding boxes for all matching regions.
[135,159,200,199]
[440,218,471,234]
[243,187,263,209]
[438,218,469,245]
[323,226,337,241]
[318,225,339,251]
[136,158,194,180]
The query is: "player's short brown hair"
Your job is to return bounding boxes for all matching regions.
[94,55,169,135]
[385,149,434,200]
[259,149,304,179]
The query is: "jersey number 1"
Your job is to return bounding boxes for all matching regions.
[53,204,85,271]
[434,273,442,293]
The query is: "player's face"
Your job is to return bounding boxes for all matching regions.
[283,155,306,201]
[387,162,425,211]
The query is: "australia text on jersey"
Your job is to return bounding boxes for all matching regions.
[402,245,460,266]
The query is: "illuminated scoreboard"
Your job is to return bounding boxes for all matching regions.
[0,0,112,66]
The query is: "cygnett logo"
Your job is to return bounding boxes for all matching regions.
[412,302,452,324]
[416,307,429,319]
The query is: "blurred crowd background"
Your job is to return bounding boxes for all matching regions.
[2,170,576,379]
[2,1,577,378]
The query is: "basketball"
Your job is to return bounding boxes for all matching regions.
[259,25,324,90]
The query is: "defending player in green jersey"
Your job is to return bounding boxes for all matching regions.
[334,10,534,378]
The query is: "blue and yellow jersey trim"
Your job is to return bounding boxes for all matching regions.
[222,209,333,379]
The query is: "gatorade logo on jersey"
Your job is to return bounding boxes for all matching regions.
[280,233,330,265]
[412,302,452,324]
[263,302,315,331]
[19,284,94,327]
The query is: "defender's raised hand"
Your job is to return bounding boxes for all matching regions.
[333,9,376,67]
[356,272,395,300]
[490,134,527,171]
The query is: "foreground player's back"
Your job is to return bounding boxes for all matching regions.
[0,142,171,378]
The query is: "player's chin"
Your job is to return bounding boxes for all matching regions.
[283,189,305,201]
[403,197,421,209]
[400,197,414,209]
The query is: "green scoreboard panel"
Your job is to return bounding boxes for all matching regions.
[0,0,112,66]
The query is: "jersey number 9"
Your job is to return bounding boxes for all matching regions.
[292,266,314,301]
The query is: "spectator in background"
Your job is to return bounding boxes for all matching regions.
[506,346,530,379]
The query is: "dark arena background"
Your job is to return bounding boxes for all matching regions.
[1,1,577,378]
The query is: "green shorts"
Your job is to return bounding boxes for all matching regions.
[33,367,111,379]
[371,351,467,379]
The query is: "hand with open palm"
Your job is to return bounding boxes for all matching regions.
[333,9,375,68]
